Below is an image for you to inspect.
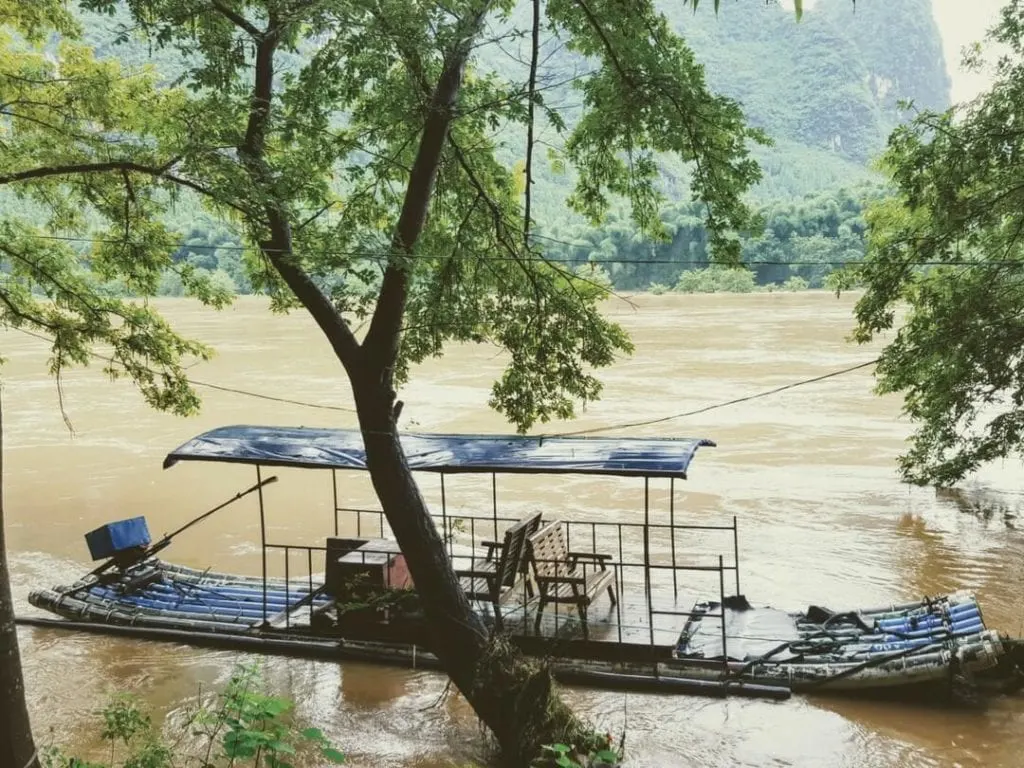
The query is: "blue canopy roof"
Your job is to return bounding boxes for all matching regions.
[162,425,714,479]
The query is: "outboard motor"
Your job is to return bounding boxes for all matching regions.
[85,516,152,572]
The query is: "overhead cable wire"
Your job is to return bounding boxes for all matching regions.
[9,327,880,434]
[541,359,880,438]
[9,327,358,413]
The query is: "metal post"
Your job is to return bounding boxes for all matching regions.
[733,516,740,595]
[257,465,268,625]
[616,523,624,645]
[491,473,498,543]
[307,548,314,625]
[645,477,654,647]
[332,469,339,536]
[670,478,677,599]
[719,554,727,677]
[284,545,290,629]
[440,473,448,556]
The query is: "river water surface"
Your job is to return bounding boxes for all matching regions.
[6,293,1024,767]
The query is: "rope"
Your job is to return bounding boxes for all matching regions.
[543,359,878,437]
[10,327,357,413]
[10,327,878,433]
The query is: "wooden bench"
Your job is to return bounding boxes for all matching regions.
[455,512,542,629]
[527,522,617,639]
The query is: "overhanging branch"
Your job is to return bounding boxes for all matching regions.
[0,160,253,216]
[211,0,265,38]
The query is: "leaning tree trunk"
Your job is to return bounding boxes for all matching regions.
[235,7,589,761]
[352,377,585,763]
[0,385,41,768]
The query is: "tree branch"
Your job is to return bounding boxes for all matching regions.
[523,0,541,247]
[0,160,252,216]
[210,0,264,38]
[361,2,495,376]
[235,14,363,371]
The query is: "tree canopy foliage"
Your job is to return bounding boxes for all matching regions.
[853,0,1024,486]
[1,0,954,296]
[1,0,769,429]
[0,0,775,761]
[0,0,222,414]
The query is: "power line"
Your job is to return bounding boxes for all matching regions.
[16,233,1020,269]
[8,326,880,435]
[9,327,358,413]
[543,359,880,438]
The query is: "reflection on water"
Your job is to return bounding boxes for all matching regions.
[7,293,1024,767]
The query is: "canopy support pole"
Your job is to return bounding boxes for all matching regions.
[440,473,448,558]
[733,515,741,595]
[257,465,268,625]
[332,469,339,536]
[644,477,653,647]
[491,472,498,543]
[670,478,677,599]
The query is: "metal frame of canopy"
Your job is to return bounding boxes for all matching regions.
[162,425,739,653]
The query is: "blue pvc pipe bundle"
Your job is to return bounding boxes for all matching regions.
[88,575,333,621]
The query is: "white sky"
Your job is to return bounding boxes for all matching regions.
[931,0,1003,102]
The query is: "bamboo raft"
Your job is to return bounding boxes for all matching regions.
[20,425,1024,704]
[26,559,1022,701]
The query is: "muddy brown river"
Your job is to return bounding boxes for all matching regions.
[5,292,1024,767]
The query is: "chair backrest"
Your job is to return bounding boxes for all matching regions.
[495,512,543,588]
[527,522,569,581]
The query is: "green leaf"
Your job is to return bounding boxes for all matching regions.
[300,727,326,743]
[321,747,346,764]
[259,697,292,717]
[794,0,804,21]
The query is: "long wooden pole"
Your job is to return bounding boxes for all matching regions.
[0,381,41,768]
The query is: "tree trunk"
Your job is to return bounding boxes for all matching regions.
[0,386,41,768]
[232,6,589,760]
[351,377,585,764]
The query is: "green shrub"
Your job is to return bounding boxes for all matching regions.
[781,275,809,291]
[532,734,622,767]
[42,665,345,768]
[674,266,756,293]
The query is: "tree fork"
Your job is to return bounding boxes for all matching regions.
[232,4,584,761]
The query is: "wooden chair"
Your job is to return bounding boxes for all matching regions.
[527,521,617,639]
[455,512,541,629]
[478,512,543,596]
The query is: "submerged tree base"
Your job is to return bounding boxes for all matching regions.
[471,635,619,767]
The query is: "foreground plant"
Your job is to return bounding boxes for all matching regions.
[42,664,344,768]
[532,733,622,767]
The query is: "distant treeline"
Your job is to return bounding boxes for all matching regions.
[540,185,878,291]
[62,184,876,297]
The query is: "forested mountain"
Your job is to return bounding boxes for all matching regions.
[10,0,951,293]
[487,0,950,289]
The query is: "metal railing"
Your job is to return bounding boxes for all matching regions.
[260,543,324,628]
[248,468,743,663]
